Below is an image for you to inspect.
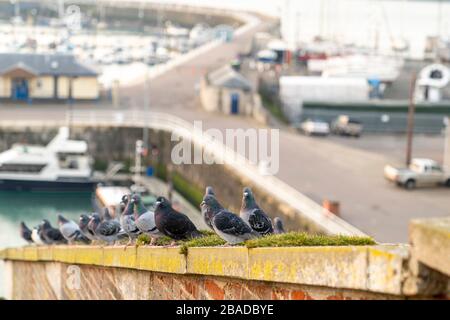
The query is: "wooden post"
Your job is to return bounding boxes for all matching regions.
[406,72,417,166]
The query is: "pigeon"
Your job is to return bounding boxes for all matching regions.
[57,214,91,244]
[79,214,97,241]
[20,222,33,244]
[201,186,216,231]
[31,224,48,245]
[273,217,285,234]
[132,194,163,244]
[87,212,102,235]
[41,219,67,245]
[103,207,115,221]
[120,194,141,245]
[240,187,274,236]
[201,195,259,244]
[88,211,122,245]
[154,196,202,241]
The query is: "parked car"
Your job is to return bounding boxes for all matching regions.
[331,115,362,137]
[384,158,450,190]
[298,118,330,136]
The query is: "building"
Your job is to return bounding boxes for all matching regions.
[281,0,450,59]
[0,53,99,102]
[200,65,253,115]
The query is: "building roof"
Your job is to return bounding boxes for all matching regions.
[207,65,252,91]
[0,53,98,77]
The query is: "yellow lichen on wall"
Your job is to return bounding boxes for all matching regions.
[187,247,248,278]
[2,244,442,297]
[137,247,186,274]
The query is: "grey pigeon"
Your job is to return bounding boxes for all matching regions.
[57,214,91,244]
[240,187,274,236]
[132,194,163,244]
[154,196,202,241]
[88,211,122,245]
[201,195,259,244]
[87,212,102,236]
[31,225,45,245]
[273,217,285,234]
[20,222,33,244]
[79,214,97,241]
[201,186,216,231]
[41,219,67,245]
[120,194,141,245]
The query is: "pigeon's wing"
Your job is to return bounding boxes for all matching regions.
[48,228,65,241]
[213,211,253,236]
[60,221,79,239]
[136,211,158,233]
[97,221,121,237]
[248,208,273,235]
[201,207,214,230]
[22,229,33,241]
[161,210,197,239]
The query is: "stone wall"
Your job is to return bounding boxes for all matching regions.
[4,260,398,300]
[1,243,448,300]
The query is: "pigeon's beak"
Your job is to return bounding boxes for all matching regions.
[155,201,161,206]
[244,192,249,197]
[200,201,205,207]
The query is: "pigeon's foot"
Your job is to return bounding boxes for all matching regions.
[162,241,178,248]
[123,239,135,250]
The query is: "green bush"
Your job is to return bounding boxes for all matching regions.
[154,162,168,181]
[171,172,204,208]
[259,86,289,123]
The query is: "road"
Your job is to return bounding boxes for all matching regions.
[0,15,449,243]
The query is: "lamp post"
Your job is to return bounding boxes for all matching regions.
[444,117,450,170]
[143,69,150,150]
[406,72,417,166]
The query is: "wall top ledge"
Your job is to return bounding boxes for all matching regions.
[409,217,450,277]
[4,244,439,297]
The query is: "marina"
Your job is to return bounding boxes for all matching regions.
[0,0,448,303]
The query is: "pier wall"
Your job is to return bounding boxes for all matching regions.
[1,238,448,300]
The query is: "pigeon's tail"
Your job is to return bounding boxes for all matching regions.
[273,217,285,234]
[20,221,30,231]
[250,230,262,238]
[191,230,203,239]
[57,214,69,224]
[205,186,215,196]
[117,230,129,240]
[75,232,91,244]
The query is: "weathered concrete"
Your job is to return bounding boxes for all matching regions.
[1,244,448,299]
[409,217,450,277]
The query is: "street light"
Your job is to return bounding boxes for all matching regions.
[143,68,150,149]
[444,117,450,170]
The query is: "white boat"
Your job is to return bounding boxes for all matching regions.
[0,127,96,192]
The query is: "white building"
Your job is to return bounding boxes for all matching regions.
[281,0,450,59]
[279,76,369,121]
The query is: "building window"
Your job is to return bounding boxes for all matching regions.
[36,79,42,88]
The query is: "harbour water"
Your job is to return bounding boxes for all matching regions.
[0,191,93,297]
